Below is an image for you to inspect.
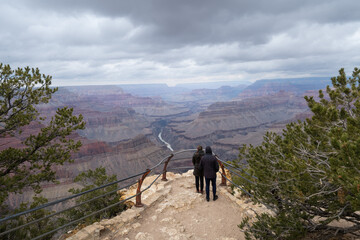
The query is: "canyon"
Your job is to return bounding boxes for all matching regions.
[4,77,331,207]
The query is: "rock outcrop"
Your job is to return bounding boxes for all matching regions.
[49,134,170,196]
[65,170,270,240]
[161,91,310,160]
[236,77,330,99]
[77,108,152,142]
[182,91,307,138]
[6,135,171,208]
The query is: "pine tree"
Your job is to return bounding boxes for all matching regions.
[235,67,360,239]
[65,167,124,225]
[0,63,85,213]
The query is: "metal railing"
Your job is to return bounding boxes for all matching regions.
[0,149,196,240]
[0,148,267,240]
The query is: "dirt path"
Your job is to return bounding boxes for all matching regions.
[68,171,357,240]
[110,172,245,240]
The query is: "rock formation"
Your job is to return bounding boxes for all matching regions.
[161,91,311,160]
[3,80,328,211]
[6,134,171,208]
[65,170,270,240]
[236,77,330,99]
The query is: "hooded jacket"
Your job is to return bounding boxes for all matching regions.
[192,149,205,176]
[200,146,219,179]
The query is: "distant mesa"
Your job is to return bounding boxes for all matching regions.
[236,77,330,100]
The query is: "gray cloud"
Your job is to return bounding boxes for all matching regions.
[1,0,360,86]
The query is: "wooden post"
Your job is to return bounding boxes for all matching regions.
[217,158,227,186]
[162,154,174,181]
[135,169,151,207]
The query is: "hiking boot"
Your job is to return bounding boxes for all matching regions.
[213,195,218,201]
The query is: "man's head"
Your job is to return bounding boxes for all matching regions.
[205,146,212,154]
[197,145,202,151]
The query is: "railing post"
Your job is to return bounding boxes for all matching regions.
[162,154,174,181]
[216,157,227,186]
[135,169,151,207]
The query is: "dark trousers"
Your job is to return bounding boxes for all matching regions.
[195,176,204,191]
[205,177,216,200]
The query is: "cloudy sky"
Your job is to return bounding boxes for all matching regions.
[1,0,360,86]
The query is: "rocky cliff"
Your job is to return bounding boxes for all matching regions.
[57,86,191,117]
[65,170,269,240]
[77,108,152,142]
[161,91,311,160]
[59,135,170,180]
[236,77,330,99]
[172,85,248,105]
[3,82,325,211]
[6,134,171,208]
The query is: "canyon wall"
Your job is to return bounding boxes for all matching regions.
[4,80,329,208]
[161,91,311,160]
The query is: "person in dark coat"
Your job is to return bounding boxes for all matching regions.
[200,146,219,201]
[192,145,205,193]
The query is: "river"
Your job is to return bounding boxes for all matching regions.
[158,130,173,152]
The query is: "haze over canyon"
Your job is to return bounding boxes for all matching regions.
[3,77,331,207]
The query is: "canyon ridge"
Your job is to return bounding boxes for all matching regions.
[3,77,331,207]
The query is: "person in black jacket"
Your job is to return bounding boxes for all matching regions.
[192,145,205,193]
[200,146,219,201]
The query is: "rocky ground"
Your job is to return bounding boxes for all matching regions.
[65,170,359,240]
[66,171,267,240]
[114,173,245,240]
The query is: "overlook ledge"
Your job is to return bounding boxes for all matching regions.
[66,170,268,240]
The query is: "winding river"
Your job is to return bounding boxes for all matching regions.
[158,130,173,152]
